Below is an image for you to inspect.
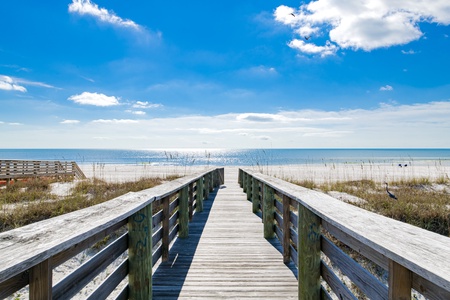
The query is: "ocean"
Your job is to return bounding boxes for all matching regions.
[0,148,449,166]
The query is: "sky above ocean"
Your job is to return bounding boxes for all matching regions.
[0,1,449,149]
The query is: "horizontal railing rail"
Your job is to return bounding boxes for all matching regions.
[0,160,86,181]
[0,167,224,299]
[239,168,450,300]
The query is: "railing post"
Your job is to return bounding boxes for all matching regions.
[179,185,189,238]
[388,260,412,300]
[282,194,291,264]
[196,176,204,212]
[251,178,260,213]
[263,184,275,238]
[29,259,52,300]
[128,203,153,300]
[298,204,321,299]
[189,183,194,221]
[209,173,214,192]
[238,169,243,187]
[162,196,170,262]
[242,172,247,193]
[246,174,252,201]
[204,174,210,199]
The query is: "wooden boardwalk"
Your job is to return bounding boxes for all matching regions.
[152,167,298,299]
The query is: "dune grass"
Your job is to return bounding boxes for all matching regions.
[0,175,179,233]
[293,177,450,236]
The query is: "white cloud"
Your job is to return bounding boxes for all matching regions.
[3,101,450,148]
[132,101,163,109]
[126,110,146,115]
[288,39,338,57]
[61,120,80,124]
[92,119,139,124]
[68,0,141,30]
[380,85,393,91]
[236,65,278,78]
[68,92,120,106]
[0,75,27,92]
[401,49,418,55]
[274,1,450,56]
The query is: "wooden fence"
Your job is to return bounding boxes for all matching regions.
[0,160,86,183]
[0,167,224,299]
[239,168,450,300]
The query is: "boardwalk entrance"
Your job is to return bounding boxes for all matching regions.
[153,167,298,299]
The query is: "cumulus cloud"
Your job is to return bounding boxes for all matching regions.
[274,1,450,56]
[0,75,27,92]
[68,0,141,30]
[380,85,393,91]
[68,92,120,106]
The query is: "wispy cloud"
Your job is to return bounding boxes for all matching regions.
[380,85,393,91]
[68,0,142,30]
[92,119,139,124]
[68,92,120,106]
[132,101,163,109]
[61,120,80,124]
[274,1,450,56]
[401,49,418,55]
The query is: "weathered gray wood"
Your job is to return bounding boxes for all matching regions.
[0,168,219,286]
[153,168,298,299]
[263,184,275,239]
[128,204,153,300]
[251,177,260,213]
[282,194,291,265]
[246,173,252,201]
[321,235,388,299]
[86,259,128,300]
[0,271,29,298]
[412,273,450,300]
[162,195,170,262]
[321,261,357,300]
[196,177,204,212]
[53,233,128,299]
[179,185,189,238]
[188,183,194,221]
[30,259,51,300]
[389,260,412,300]
[322,220,389,270]
[298,203,321,299]
[241,168,450,296]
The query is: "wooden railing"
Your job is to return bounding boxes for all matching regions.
[0,167,224,299]
[0,160,87,182]
[239,168,450,300]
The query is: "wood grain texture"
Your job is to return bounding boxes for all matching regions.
[29,259,51,300]
[298,203,321,300]
[152,167,298,299]
[263,184,275,239]
[241,169,450,295]
[389,260,412,300]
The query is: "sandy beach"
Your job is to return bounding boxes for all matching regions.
[78,161,450,184]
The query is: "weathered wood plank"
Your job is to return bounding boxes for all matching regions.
[86,259,128,300]
[128,204,153,300]
[263,184,275,239]
[29,259,51,300]
[298,203,321,299]
[389,260,412,300]
[321,261,357,300]
[242,169,450,295]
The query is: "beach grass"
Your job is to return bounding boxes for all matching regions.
[0,175,179,232]
[299,177,450,236]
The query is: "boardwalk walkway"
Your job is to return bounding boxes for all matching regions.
[152,167,298,299]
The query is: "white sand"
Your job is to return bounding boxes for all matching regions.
[78,161,450,184]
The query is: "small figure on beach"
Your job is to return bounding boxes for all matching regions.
[384,182,398,200]
[398,163,402,167]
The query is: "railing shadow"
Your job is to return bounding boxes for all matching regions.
[152,188,218,299]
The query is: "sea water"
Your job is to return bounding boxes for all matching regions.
[0,148,449,166]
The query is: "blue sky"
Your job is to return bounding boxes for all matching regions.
[1,0,449,149]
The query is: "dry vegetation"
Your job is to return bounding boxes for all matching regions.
[292,176,450,236]
[0,175,179,233]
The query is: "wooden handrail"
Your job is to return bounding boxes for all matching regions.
[0,160,86,181]
[239,168,450,300]
[0,167,224,299]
